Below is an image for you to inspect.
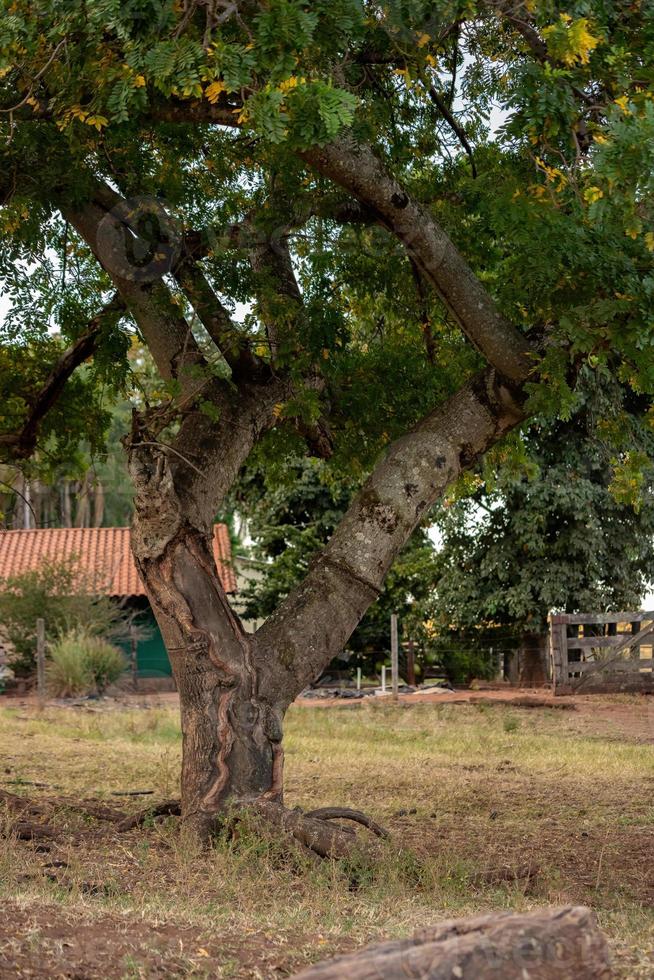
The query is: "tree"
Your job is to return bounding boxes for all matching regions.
[236,457,438,678]
[0,2,653,839]
[431,377,654,682]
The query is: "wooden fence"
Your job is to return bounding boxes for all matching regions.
[550,611,654,695]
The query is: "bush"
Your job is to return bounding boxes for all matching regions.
[46,629,126,698]
[0,557,129,677]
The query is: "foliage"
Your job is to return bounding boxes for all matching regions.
[0,557,129,677]
[45,627,126,697]
[0,2,652,482]
[430,377,654,649]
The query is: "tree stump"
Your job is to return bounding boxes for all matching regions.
[291,906,611,979]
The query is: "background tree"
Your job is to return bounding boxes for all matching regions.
[0,1,652,841]
[431,376,654,683]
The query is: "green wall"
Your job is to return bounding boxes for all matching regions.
[117,604,172,678]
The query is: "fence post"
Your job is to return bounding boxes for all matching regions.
[36,618,46,703]
[390,613,399,701]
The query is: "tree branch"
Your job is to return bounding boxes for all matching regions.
[300,135,534,382]
[0,294,124,461]
[427,85,477,178]
[494,1,548,61]
[172,257,269,382]
[256,367,527,707]
[60,195,211,401]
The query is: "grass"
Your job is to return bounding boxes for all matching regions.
[0,697,653,977]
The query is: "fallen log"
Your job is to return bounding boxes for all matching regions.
[291,906,611,979]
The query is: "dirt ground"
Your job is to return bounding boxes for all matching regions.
[1,688,653,979]
[0,901,325,979]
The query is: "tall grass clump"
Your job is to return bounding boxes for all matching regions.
[46,628,126,697]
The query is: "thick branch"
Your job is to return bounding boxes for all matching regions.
[256,368,526,706]
[172,258,267,382]
[60,197,210,400]
[301,135,533,382]
[245,210,305,365]
[0,294,124,460]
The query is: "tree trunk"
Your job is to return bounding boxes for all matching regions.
[137,529,283,836]
[129,449,283,836]
[128,368,526,833]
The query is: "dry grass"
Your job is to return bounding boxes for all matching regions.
[1,697,653,977]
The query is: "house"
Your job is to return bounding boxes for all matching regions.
[0,525,236,685]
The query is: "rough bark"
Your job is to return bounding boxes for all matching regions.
[290,906,612,980]
[127,442,285,837]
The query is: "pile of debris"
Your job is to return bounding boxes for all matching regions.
[299,683,454,701]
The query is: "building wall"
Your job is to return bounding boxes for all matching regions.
[116,600,172,679]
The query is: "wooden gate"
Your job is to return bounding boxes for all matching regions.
[550,611,654,694]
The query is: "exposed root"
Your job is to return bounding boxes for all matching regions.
[12,820,58,841]
[0,790,59,841]
[0,789,180,840]
[304,806,390,840]
[252,802,389,860]
[2,789,387,861]
[116,799,181,832]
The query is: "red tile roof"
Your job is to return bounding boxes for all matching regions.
[0,525,236,596]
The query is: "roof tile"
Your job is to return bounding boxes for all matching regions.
[0,525,236,595]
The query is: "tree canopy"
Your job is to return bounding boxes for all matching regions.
[1,1,653,483]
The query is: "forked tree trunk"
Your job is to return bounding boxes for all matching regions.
[129,451,284,837]
[128,369,526,834]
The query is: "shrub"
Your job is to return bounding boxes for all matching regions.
[46,629,126,698]
[0,557,129,677]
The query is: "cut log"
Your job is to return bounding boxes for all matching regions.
[291,906,611,979]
